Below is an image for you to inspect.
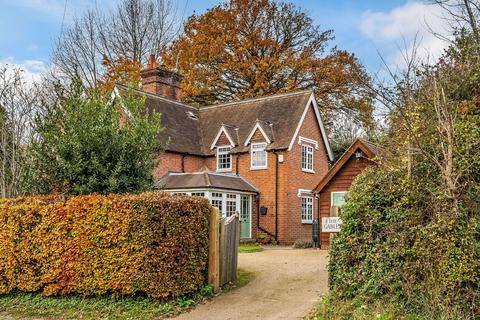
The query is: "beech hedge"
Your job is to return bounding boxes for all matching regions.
[0,192,211,299]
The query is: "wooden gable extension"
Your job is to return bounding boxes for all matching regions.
[314,138,384,194]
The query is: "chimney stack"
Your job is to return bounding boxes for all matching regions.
[140,54,183,100]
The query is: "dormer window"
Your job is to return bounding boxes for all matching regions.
[217,146,232,171]
[251,142,267,169]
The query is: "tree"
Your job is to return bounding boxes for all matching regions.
[0,66,37,198]
[53,0,179,88]
[27,79,163,195]
[326,25,480,320]
[163,0,374,126]
[328,114,369,160]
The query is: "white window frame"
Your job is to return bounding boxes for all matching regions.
[301,196,314,224]
[250,142,268,170]
[216,145,232,172]
[165,190,254,221]
[301,144,314,173]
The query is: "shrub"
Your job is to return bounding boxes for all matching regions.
[293,239,313,249]
[0,192,211,299]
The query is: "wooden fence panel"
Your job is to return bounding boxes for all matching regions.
[208,210,239,289]
[219,214,239,286]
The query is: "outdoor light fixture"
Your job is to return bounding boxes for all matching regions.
[355,151,363,159]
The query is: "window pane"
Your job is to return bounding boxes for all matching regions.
[301,197,313,222]
[191,192,205,197]
[217,147,232,170]
[251,143,267,168]
[241,195,250,221]
[226,194,237,217]
[332,193,346,207]
[301,145,314,171]
[211,192,223,215]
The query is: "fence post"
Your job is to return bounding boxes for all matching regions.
[233,214,240,282]
[208,207,220,293]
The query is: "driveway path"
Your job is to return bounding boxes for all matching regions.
[172,248,329,320]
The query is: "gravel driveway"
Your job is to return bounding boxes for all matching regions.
[172,247,329,320]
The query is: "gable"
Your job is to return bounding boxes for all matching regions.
[210,125,236,149]
[216,131,232,147]
[251,128,267,143]
[314,139,383,193]
[244,122,272,146]
[288,97,333,161]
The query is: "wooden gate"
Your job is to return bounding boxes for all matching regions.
[208,208,240,291]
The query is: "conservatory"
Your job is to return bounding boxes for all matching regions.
[155,171,258,239]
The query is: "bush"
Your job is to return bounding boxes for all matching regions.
[0,192,211,299]
[328,166,480,319]
[293,239,313,249]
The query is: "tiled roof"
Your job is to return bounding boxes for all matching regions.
[154,172,258,193]
[115,85,329,157]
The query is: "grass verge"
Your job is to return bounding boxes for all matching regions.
[308,294,419,320]
[238,243,263,253]
[0,285,214,320]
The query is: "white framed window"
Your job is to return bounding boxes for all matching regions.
[301,196,313,223]
[301,144,314,172]
[226,194,237,217]
[191,192,205,197]
[216,146,232,171]
[250,142,267,169]
[211,192,223,215]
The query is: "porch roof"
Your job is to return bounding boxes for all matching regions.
[154,171,258,193]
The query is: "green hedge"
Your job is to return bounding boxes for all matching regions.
[0,192,211,299]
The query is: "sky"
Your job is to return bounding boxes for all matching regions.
[0,0,451,82]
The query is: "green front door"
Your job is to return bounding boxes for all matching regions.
[240,195,251,238]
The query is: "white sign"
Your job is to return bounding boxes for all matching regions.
[322,217,343,232]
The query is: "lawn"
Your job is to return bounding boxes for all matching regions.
[238,243,263,253]
[0,286,214,320]
[0,269,253,320]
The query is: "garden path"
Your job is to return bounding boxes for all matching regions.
[172,247,329,320]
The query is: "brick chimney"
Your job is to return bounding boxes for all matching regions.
[140,54,183,100]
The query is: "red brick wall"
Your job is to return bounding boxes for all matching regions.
[154,152,183,180]
[153,152,207,180]
[280,104,329,244]
[153,103,331,244]
[318,155,372,248]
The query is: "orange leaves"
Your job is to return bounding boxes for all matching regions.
[0,192,211,299]
[162,0,372,126]
[98,58,142,93]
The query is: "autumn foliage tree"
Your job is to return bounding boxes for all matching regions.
[97,57,142,93]
[163,0,373,125]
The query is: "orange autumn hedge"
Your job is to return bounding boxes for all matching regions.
[0,192,211,299]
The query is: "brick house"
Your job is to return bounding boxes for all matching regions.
[313,138,384,248]
[114,59,334,244]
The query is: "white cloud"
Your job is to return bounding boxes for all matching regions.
[0,57,49,84]
[360,1,451,69]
